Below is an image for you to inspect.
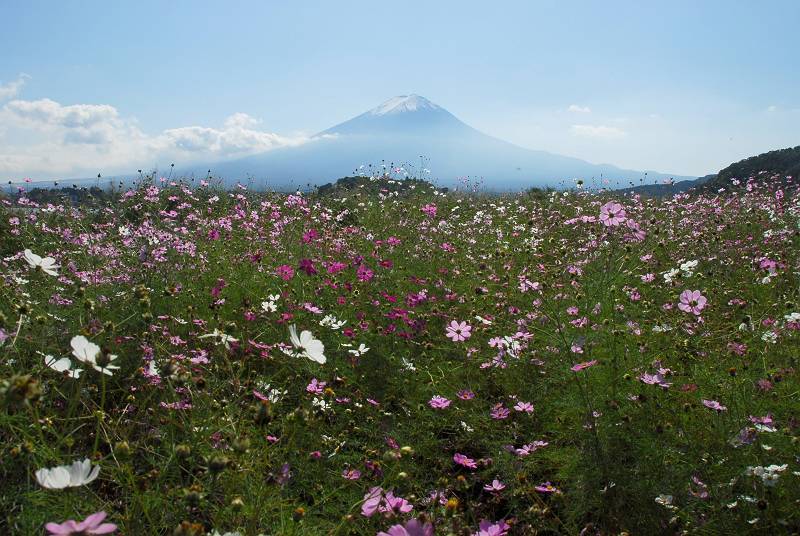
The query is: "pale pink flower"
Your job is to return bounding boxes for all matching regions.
[678,290,707,315]
[453,453,477,469]
[428,395,451,409]
[483,479,506,493]
[599,202,626,227]
[570,359,598,372]
[702,399,727,412]
[445,320,472,342]
[45,511,117,535]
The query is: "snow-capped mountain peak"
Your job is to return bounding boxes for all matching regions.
[369,94,441,115]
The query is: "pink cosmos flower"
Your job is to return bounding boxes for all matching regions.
[678,290,707,315]
[534,482,561,494]
[490,403,510,420]
[342,468,361,480]
[45,511,117,535]
[356,264,374,282]
[421,204,437,218]
[380,491,414,516]
[476,519,510,536]
[428,395,451,409]
[702,399,727,412]
[513,401,534,414]
[306,378,326,395]
[445,320,472,342]
[378,519,434,536]
[361,487,384,517]
[483,479,506,493]
[639,372,671,389]
[276,264,294,281]
[457,389,475,400]
[570,359,598,372]
[453,453,478,469]
[298,258,317,276]
[599,202,627,227]
[512,440,549,457]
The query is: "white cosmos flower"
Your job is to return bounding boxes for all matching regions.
[23,249,60,276]
[70,335,120,376]
[474,315,492,325]
[35,458,100,489]
[319,315,346,329]
[261,300,277,313]
[198,329,239,349]
[44,355,83,379]
[347,343,370,357]
[288,325,326,364]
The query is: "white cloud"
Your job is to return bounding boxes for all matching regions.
[570,124,627,141]
[0,95,309,178]
[0,74,30,101]
[765,105,778,113]
[567,104,591,113]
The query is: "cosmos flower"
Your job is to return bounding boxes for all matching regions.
[45,511,116,535]
[70,336,120,376]
[44,355,83,379]
[453,453,477,469]
[678,290,707,315]
[445,320,472,342]
[347,343,370,357]
[702,399,727,412]
[483,479,506,493]
[36,458,100,489]
[476,520,511,536]
[23,249,60,276]
[198,329,239,349]
[513,401,534,413]
[361,487,384,517]
[377,519,434,536]
[534,482,561,494]
[570,359,598,372]
[428,395,451,409]
[288,325,326,364]
[380,491,414,516]
[599,202,626,227]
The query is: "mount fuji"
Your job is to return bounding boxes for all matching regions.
[200,95,694,190]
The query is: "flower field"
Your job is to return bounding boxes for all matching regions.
[1,176,798,535]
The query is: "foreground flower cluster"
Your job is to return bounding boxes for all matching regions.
[0,173,798,534]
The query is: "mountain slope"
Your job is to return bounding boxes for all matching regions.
[623,145,800,196]
[200,95,695,190]
[700,145,800,191]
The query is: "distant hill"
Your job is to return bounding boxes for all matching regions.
[315,175,446,198]
[699,145,800,192]
[192,95,694,191]
[620,175,714,196]
[624,145,799,196]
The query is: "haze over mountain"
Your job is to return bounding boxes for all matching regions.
[197,95,695,190]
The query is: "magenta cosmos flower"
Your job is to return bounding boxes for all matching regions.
[599,202,627,227]
[445,320,472,342]
[45,511,117,535]
[678,289,707,315]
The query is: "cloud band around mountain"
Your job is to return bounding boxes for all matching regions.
[0,78,309,179]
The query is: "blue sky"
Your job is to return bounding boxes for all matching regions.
[1,0,798,179]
